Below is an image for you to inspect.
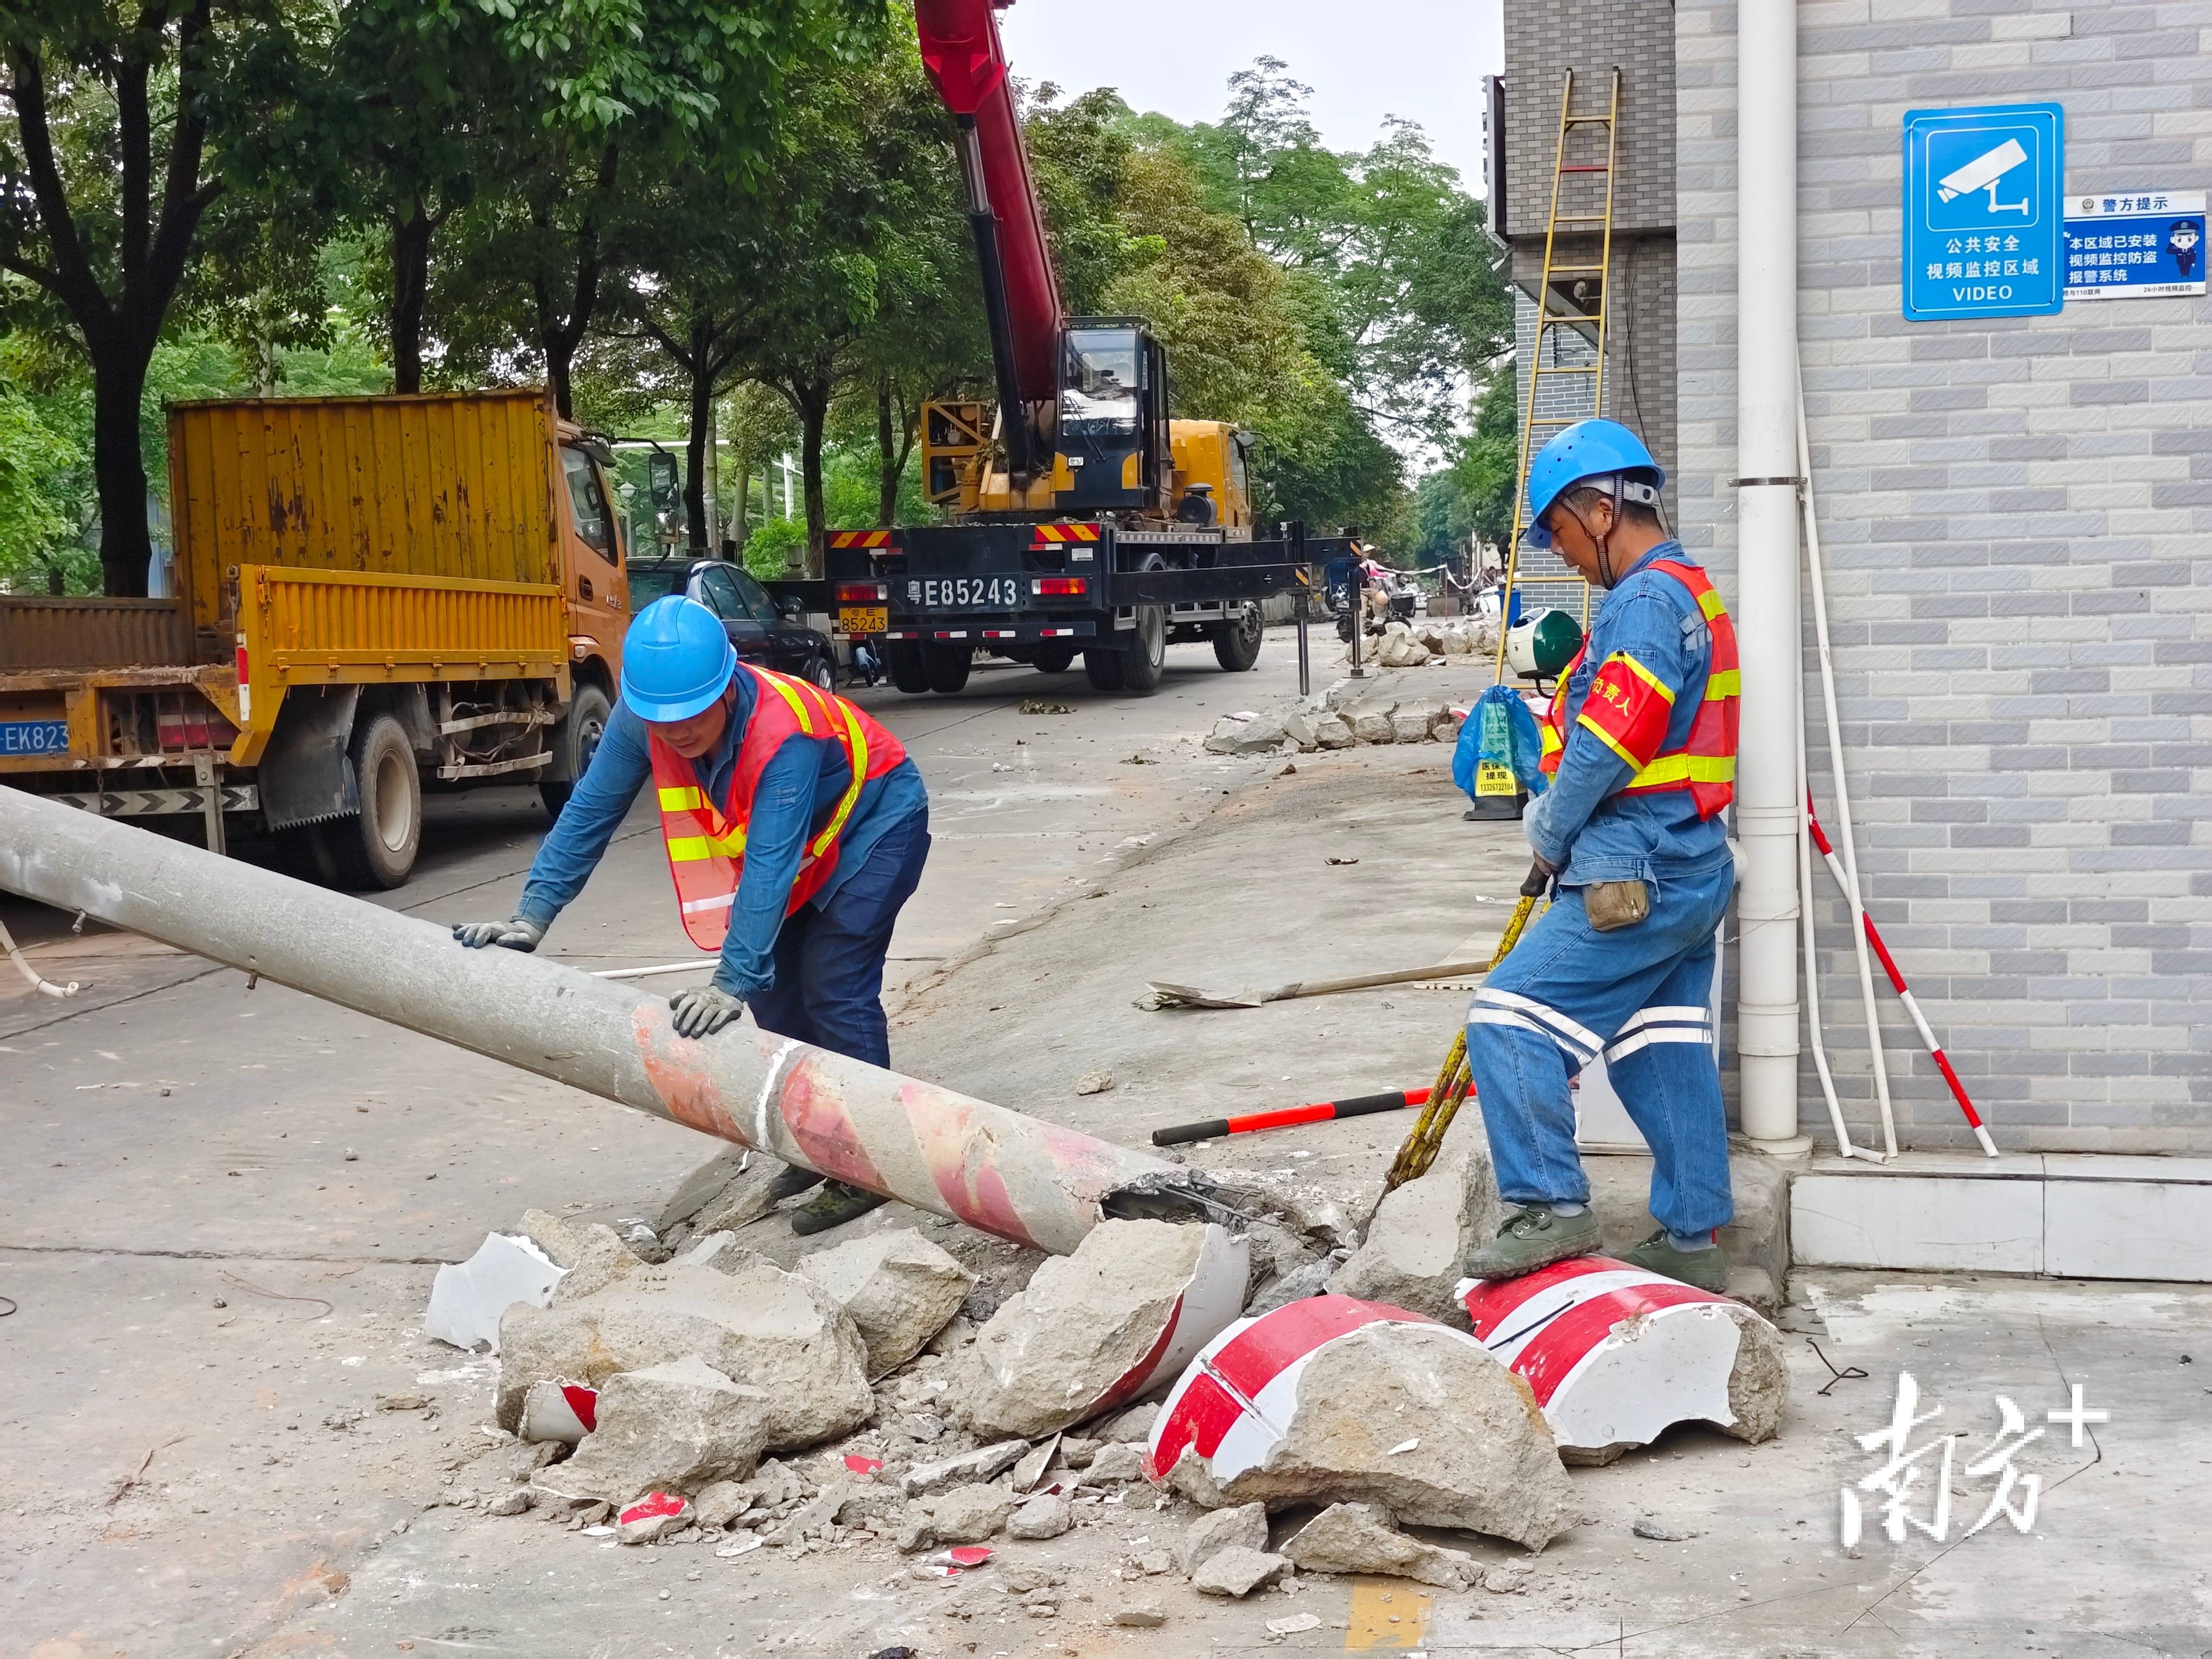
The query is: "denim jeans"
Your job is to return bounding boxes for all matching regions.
[746,807,930,1069]
[1462,856,1736,1237]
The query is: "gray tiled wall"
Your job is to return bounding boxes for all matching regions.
[1502,1,1679,238]
[1678,0,2212,1153]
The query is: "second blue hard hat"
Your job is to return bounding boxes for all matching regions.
[622,595,737,722]
[1522,419,1664,549]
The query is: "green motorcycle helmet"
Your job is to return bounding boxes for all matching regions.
[1505,608,1583,680]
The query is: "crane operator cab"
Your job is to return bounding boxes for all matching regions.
[1056,320,1170,514]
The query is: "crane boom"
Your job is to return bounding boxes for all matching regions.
[915,0,1065,478]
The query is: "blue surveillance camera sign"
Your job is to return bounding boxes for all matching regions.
[1903,103,2064,321]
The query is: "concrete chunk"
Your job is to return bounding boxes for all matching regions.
[1084,1442,1147,1484]
[532,1357,772,1507]
[901,1438,1028,1497]
[1282,1501,1475,1588]
[926,1482,1014,1544]
[951,1220,1247,1440]
[1007,1492,1073,1540]
[496,1259,872,1454]
[1328,1114,1503,1324]
[516,1211,648,1305]
[1179,1502,1268,1576]
[797,1228,974,1378]
[1152,1298,1576,1551]
[1192,1546,1292,1598]
[1204,713,1289,756]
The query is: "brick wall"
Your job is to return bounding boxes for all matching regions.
[1678,0,2212,1153]
[1502,0,1678,239]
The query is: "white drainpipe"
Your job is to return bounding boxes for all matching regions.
[1733,0,1811,1153]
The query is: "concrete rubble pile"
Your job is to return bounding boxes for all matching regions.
[412,1134,1789,1609]
[1204,672,1466,757]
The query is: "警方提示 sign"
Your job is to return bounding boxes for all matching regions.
[1902,103,2065,321]
[2064,191,2206,301]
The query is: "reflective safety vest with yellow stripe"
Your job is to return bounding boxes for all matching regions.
[1537,558,1739,820]
[649,664,910,949]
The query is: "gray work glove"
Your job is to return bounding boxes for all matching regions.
[670,983,747,1039]
[451,916,545,952]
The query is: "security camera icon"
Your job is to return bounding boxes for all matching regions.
[1936,138,2031,215]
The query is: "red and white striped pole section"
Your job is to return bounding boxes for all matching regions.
[1805,796,1998,1157]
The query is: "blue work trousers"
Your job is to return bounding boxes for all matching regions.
[747,807,930,1069]
[1463,858,1736,1237]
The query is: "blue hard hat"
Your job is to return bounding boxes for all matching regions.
[1521,419,1665,550]
[621,595,737,722]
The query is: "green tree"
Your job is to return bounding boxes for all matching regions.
[1,0,322,593]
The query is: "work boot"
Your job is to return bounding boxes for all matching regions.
[1461,1203,1602,1280]
[791,1179,889,1237]
[1621,1228,1731,1294]
[767,1163,826,1202]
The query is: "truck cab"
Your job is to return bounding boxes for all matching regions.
[1055,321,1171,514]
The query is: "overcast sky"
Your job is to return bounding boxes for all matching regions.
[996,0,1505,190]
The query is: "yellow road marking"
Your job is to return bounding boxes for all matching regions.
[1344,1577,1431,1649]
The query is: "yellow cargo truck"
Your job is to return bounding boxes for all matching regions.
[0,390,629,888]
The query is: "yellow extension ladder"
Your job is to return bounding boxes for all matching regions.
[1492,66,1623,681]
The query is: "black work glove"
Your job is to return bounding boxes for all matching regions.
[670,983,747,1039]
[452,917,545,952]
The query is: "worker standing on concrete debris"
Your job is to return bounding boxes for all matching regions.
[453,595,928,1235]
[1460,419,1739,1294]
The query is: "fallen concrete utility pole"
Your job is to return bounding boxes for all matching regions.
[0,786,1209,1255]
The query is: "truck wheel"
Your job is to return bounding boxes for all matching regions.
[1033,642,1076,675]
[539,682,611,816]
[312,713,421,890]
[885,639,930,693]
[1119,603,1168,694]
[921,642,971,694]
[1213,602,1264,671]
[1083,646,1125,692]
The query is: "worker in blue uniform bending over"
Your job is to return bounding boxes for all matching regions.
[453,596,929,1236]
[1461,419,1741,1293]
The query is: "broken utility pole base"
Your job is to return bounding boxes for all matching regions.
[0,785,1216,1257]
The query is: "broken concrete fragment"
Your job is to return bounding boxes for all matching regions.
[1084,1443,1147,1485]
[1180,1502,1269,1576]
[926,1482,1014,1545]
[1312,713,1355,750]
[901,1439,1028,1498]
[1058,1437,1100,1469]
[1481,1559,1533,1593]
[692,1480,755,1529]
[1152,1297,1576,1550]
[1204,713,1289,756]
[1192,1546,1292,1598]
[616,1492,690,1544]
[1095,1402,1159,1443]
[1010,1435,1059,1492]
[797,1229,974,1378]
[532,1358,772,1507]
[1282,1502,1475,1588]
[1074,1068,1114,1096]
[1007,1493,1073,1540]
[1347,699,1397,744]
[1458,1257,1790,1464]
[952,1220,1247,1440]
[762,1481,849,1547]
[496,1259,872,1453]
[1280,711,1320,754]
[1113,1600,1168,1627]
[517,1210,648,1304]
[1328,1115,1503,1324]
[424,1233,566,1353]
[1633,1515,1697,1542]
[517,1379,598,1445]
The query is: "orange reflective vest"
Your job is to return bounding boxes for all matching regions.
[650,665,910,949]
[1537,558,1739,820]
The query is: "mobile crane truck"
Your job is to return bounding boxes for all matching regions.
[825,0,1345,696]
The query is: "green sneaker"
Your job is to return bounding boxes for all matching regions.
[790,1179,890,1237]
[1620,1228,1731,1294]
[1462,1204,1603,1280]
[767,1163,827,1202]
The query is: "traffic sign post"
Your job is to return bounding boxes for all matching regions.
[1902,103,2065,321]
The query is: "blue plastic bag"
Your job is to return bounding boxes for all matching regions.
[1452,684,1548,803]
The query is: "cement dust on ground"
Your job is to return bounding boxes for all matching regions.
[3,634,2203,1657]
